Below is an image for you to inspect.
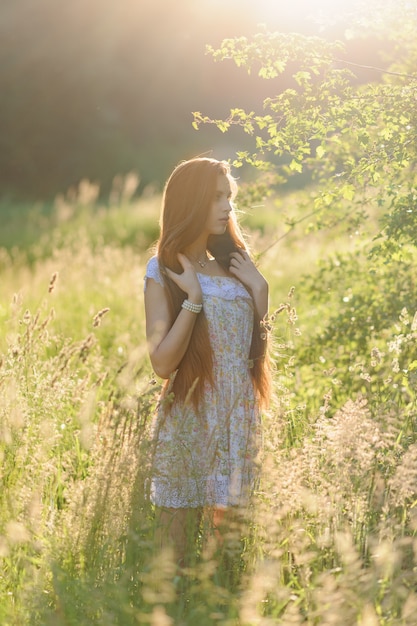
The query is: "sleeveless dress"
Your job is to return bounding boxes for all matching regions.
[144,256,261,509]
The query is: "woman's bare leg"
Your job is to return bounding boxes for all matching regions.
[202,506,246,556]
[201,506,228,557]
[155,507,201,567]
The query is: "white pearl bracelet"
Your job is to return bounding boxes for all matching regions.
[181,299,203,314]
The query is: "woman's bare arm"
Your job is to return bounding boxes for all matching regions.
[144,254,203,378]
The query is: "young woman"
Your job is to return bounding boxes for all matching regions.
[144,157,271,565]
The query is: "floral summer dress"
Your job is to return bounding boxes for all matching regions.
[145,256,261,509]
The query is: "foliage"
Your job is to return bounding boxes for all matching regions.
[193,0,417,254]
[294,248,417,412]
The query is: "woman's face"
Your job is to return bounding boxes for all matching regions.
[204,173,233,236]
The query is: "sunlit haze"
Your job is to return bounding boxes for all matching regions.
[1,0,391,197]
[208,0,361,32]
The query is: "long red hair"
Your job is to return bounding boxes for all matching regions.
[156,157,271,409]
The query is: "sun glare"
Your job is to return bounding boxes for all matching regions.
[239,0,358,30]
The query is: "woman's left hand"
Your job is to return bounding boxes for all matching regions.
[229,250,269,319]
[229,250,266,291]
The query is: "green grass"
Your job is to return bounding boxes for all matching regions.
[0,186,416,625]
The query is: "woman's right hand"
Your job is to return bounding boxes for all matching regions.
[165,253,202,303]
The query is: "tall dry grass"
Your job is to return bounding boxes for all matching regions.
[0,184,417,624]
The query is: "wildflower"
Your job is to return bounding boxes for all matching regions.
[92,308,110,327]
[388,443,417,508]
[79,334,96,360]
[48,272,59,293]
[21,309,31,325]
[260,315,273,334]
[275,303,290,316]
[320,388,332,414]
[399,307,409,325]
[370,347,383,367]
[288,307,298,325]
[388,336,403,355]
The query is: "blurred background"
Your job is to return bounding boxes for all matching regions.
[1,0,383,200]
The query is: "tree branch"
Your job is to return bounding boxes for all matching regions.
[336,58,417,80]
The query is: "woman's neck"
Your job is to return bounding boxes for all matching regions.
[185,238,208,261]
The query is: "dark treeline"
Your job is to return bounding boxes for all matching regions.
[1,0,384,200]
[0,0,267,199]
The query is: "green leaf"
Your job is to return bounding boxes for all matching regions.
[217,121,230,133]
[294,71,311,86]
[259,66,278,79]
[341,184,355,201]
[289,159,303,173]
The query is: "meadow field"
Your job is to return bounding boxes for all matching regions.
[1,177,417,626]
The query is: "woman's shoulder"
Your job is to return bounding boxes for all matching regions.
[144,255,163,289]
